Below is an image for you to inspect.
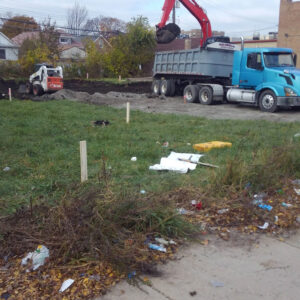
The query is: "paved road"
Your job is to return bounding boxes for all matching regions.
[98,232,300,300]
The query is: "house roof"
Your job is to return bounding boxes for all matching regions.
[11,31,39,46]
[0,32,19,48]
[59,43,85,52]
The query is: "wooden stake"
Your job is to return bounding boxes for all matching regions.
[80,141,88,182]
[119,75,122,82]
[86,73,89,80]
[126,102,130,124]
[8,88,12,102]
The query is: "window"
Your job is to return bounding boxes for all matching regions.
[263,52,294,68]
[0,49,6,59]
[247,53,262,70]
[60,37,70,44]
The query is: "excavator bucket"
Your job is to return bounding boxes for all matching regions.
[156,23,181,44]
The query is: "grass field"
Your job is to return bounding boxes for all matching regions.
[1,99,300,215]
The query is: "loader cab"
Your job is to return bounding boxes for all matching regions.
[34,63,53,73]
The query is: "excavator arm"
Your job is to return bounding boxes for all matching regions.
[156,0,212,46]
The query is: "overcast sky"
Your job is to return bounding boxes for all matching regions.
[0,0,281,37]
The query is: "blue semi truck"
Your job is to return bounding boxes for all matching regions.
[152,40,300,112]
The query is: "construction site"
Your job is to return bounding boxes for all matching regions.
[1,0,300,300]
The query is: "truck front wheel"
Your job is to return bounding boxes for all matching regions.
[183,85,199,103]
[259,90,278,113]
[199,86,213,105]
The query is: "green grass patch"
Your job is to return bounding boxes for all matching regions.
[1,100,300,215]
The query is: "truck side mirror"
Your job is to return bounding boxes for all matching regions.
[293,54,297,66]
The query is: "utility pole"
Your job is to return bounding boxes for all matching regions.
[172,5,176,23]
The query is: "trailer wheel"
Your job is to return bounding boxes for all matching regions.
[259,90,278,113]
[161,79,175,97]
[152,80,161,95]
[33,84,43,96]
[25,82,33,94]
[199,86,213,105]
[183,85,199,103]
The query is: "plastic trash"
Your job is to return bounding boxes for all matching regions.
[274,216,279,223]
[177,208,193,215]
[217,209,229,214]
[128,271,136,279]
[294,188,300,196]
[131,157,137,161]
[193,141,232,152]
[294,133,300,138]
[258,204,273,211]
[140,190,146,194]
[148,243,167,253]
[155,237,176,246]
[296,216,300,224]
[292,179,300,186]
[89,274,100,281]
[3,167,10,172]
[59,279,75,293]
[253,193,267,204]
[210,280,224,287]
[162,142,169,148]
[21,245,49,271]
[282,202,293,208]
[258,222,269,230]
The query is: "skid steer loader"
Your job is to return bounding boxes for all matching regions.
[26,63,63,96]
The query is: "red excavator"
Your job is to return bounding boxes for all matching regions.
[156,0,212,46]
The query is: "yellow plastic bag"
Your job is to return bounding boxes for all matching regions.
[193,141,232,152]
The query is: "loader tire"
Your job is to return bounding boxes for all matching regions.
[33,84,43,96]
[25,82,33,94]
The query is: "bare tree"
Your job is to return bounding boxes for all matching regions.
[84,16,126,34]
[67,1,88,36]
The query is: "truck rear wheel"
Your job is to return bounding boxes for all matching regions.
[33,84,43,96]
[199,86,213,105]
[160,79,175,97]
[183,85,199,103]
[259,90,278,113]
[152,80,161,96]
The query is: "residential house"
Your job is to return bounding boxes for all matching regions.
[0,32,19,61]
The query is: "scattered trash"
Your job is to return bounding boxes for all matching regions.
[3,167,10,172]
[189,291,197,296]
[296,216,300,224]
[149,152,203,174]
[253,193,267,204]
[155,237,176,246]
[140,190,146,194]
[282,202,293,208]
[21,245,49,271]
[294,133,300,138]
[274,216,279,223]
[93,120,110,126]
[210,280,225,288]
[195,202,203,210]
[191,200,197,206]
[131,157,137,161]
[258,204,273,211]
[292,179,300,186]
[148,243,167,253]
[217,209,229,214]
[258,222,269,230]
[294,188,300,196]
[59,279,75,293]
[177,208,194,215]
[193,141,232,152]
[89,274,100,281]
[245,182,251,190]
[162,142,169,148]
[187,143,191,146]
[178,157,219,168]
[128,271,137,279]
[1,292,10,300]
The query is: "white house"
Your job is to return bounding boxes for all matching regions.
[0,32,19,61]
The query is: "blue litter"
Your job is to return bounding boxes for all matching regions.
[258,204,273,211]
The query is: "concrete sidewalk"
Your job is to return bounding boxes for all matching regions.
[98,232,300,300]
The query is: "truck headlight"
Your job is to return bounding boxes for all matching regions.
[284,87,297,96]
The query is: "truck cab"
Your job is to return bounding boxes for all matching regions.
[230,47,300,112]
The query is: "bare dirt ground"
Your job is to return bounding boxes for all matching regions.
[1,78,299,122]
[99,231,300,300]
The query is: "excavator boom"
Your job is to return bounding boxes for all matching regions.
[156,0,212,46]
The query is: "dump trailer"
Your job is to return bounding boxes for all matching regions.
[152,42,300,112]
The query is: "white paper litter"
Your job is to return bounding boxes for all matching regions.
[59,279,75,293]
[21,245,49,271]
[294,188,300,196]
[149,152,203,174]
[258,222,269,230]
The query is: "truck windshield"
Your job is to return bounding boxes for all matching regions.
[263,52,294,68]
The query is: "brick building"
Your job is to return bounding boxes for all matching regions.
[278,0,300,67]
